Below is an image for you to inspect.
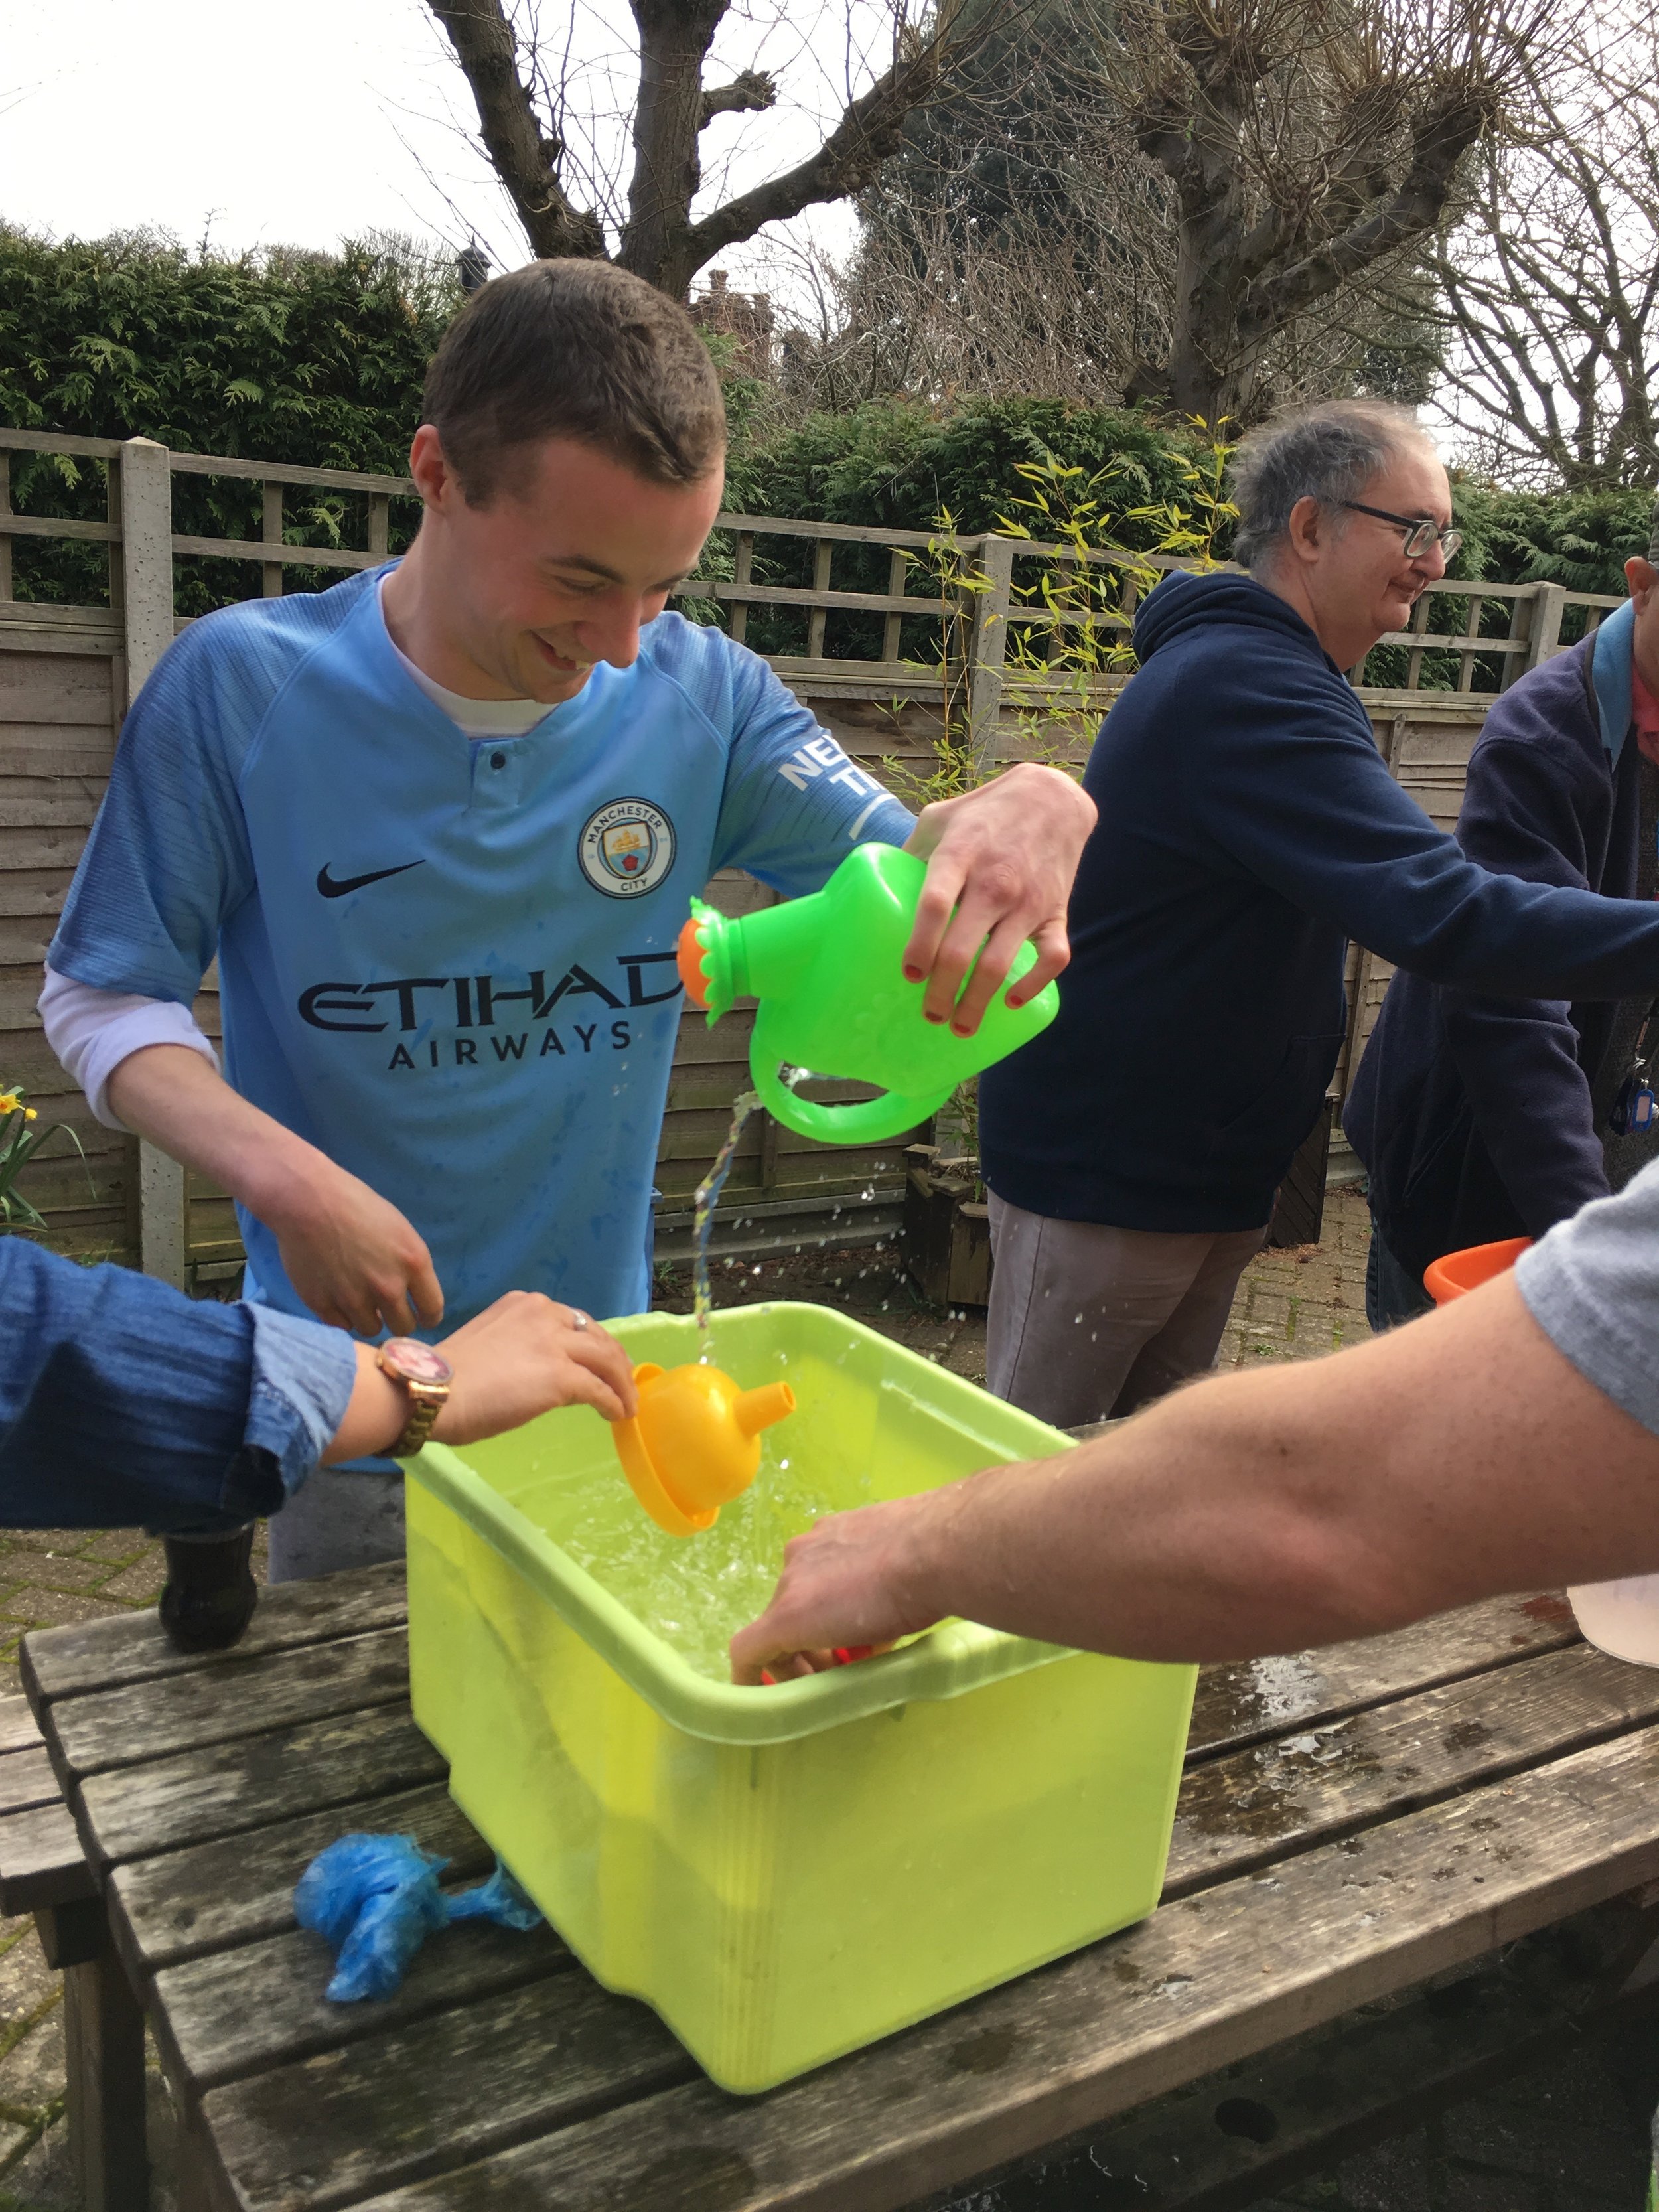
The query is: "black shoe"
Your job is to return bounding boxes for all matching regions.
[159,1526,258,1651]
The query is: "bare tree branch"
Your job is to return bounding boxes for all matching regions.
[701,70,776,128]
[425,0,1017,300]
[1431,7,1659,484]
[427,0,607,260]
[672,15,994,294]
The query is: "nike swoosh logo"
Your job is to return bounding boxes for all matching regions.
[317,860,427,899]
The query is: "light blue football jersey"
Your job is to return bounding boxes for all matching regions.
[52,567,914,1328]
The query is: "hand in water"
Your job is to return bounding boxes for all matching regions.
[730,1495,936,1684]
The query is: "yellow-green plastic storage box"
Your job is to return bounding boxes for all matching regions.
[404,1301,1196,2093]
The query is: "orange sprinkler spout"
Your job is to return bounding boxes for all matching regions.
[676,915,711,1009]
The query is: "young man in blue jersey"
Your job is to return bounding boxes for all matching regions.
[43,259,1093,1596]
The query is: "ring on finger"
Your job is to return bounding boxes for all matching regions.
[568,1307,590,1331]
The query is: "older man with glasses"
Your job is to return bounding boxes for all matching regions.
[1348,496,1659,1329]
[975,399,1659,1432]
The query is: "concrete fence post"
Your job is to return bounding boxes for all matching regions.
[117,439,189,1291]
[1524,581,1568,670]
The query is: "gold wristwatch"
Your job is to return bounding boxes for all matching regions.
[376,1338,455,1457]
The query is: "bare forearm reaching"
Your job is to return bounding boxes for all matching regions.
[731,1276,1659,1682]
[106,1045,443,1337]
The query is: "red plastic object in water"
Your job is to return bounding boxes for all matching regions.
[760,1645,875,1688]
[1421,1235,1532,1306]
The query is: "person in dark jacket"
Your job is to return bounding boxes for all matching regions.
[978,401,1659,1430]
[1346,501,1659,1327]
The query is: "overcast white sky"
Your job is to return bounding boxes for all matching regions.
[0,0,861,298]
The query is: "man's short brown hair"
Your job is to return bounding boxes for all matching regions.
[422,259,726,504]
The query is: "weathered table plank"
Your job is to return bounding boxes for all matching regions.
[0,1799,96,1914]
[0,1690,44,1756]
[198,1963,696,2212]
[0,1743,72,1818]
[21,1558,407,1705]
[910,1903,1657,2212]
[47,1627,410,1779]
[153,1915,573,2096]
[141,1642,1659,2103]
[1169,1639,1659,1893]
[74,1704,446,1875]
[1187,1591,1577,1763]
[329,1728,1659,2212]
[109,1781,486,1980]
[29,1563,1658,2212]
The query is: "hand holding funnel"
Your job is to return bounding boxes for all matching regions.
[611,1363,796,1537]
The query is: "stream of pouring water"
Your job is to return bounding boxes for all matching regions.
[690,1072,812,1350]
[691,1091,762,1351]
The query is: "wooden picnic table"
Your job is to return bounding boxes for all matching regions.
[14,1560,1659,2212]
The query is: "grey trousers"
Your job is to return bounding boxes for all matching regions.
[985,1193,1267,1430]
[266,1465,406,1585]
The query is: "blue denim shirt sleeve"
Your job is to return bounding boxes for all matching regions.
[0,1239,356,1530]
[244,1304,360,1500]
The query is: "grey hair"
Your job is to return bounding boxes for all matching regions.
[1230,400,1436,574]
[1648,493,1659,566]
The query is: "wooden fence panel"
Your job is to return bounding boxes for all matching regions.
[0,621,134,1258]
[0,427,1626,1281]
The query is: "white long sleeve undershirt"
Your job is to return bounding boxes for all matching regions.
[42,579,551,1129]
[38,967,220,1130]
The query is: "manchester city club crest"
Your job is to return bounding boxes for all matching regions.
[578,797,677,899]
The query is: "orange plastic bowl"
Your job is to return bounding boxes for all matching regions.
[1421,1235,1532,1306]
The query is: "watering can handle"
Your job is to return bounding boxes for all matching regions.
[751,1051,952,1146]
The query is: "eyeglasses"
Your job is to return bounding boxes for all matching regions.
[1341,501,1463,561]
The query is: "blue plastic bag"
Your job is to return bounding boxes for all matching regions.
[294,1833,541,2002]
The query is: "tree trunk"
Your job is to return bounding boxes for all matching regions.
[618,1,730,297]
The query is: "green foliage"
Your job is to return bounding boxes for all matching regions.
[727,394,1208,536]
[0,226,456,613]
[893,430,1238,811]
[1447,482,1656,597]
[1,223,1648,635]
[717,395,1220,662]
[1353,481,1656,688]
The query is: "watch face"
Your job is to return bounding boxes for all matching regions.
[380,1337,455,1386]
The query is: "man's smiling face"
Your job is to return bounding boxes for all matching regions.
[407,427,725,704]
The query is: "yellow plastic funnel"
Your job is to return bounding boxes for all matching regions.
[611,1361,796,1536]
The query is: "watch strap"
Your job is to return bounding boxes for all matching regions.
[391,1384,446,1459]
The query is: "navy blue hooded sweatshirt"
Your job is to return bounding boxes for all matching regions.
[1344,625,1646,1278]
[979,571,1659,1234]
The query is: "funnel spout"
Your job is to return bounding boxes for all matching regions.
[733,1382,796,1439]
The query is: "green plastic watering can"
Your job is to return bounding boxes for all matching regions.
[674,842,1060,1145]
